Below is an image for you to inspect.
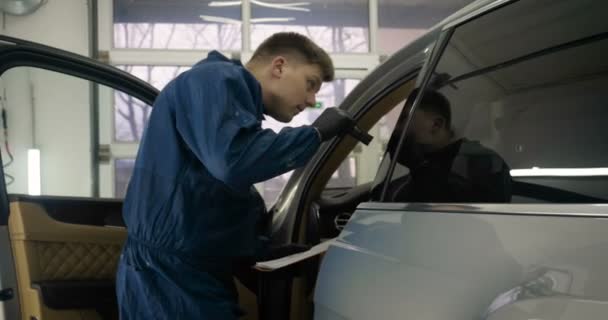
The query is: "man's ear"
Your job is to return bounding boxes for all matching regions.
[270,56,287,79]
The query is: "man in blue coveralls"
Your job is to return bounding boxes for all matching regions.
[116,32,355,319]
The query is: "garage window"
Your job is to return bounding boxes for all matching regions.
[113,0,242,50]
[250,0,369,53]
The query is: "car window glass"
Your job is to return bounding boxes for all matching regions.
[383,0,608,203]
[0,67,150,197]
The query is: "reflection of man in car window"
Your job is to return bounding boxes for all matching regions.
[389,89,511,202]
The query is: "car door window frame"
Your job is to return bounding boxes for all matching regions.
[0,37,159,211]
[377,28,455,201]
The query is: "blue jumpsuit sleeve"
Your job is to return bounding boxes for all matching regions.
[174,67,321,191]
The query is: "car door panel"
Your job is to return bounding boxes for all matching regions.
[315,203,608,320]
[0,37,158,320]
[8,198,125,320]
[7,200,258,320]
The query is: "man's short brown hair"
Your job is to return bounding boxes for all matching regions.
[250,32,334,82]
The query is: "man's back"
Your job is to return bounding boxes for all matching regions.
[122,52,266,258]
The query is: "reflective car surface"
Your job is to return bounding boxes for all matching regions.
[307,0,608,319]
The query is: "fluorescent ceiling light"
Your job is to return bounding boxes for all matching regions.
[208,0,242,6]
[200,15,241,24]
[510,167,608,177]
[27,148,40,195]
[251,17,295,23]
[200,15,295,24]
[209,0,310,12]
[252,0,310,11]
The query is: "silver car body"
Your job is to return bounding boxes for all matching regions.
[315,203,608,319]
[314,0,608,318]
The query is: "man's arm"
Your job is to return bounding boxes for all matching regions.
[174,67,320,191]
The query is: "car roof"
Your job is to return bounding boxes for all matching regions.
[387,0,511,61]
[437,0,510,29]
[338,0,513,113]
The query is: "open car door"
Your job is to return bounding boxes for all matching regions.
[0,35,156,320]
[0,35,260,320]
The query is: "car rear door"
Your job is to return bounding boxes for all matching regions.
[315,0,608,319]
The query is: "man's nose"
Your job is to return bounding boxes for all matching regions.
[306,93,316,108]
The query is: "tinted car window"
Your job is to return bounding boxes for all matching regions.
[382,0,608,203]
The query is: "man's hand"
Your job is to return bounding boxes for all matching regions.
[312,107,356,142]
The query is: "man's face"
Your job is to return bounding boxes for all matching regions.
[406,107,438,146]
[264,56,322,123]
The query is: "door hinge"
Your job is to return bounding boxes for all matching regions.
[98,144,111,164]
[0,287,13,301]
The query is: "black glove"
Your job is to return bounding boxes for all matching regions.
[257,244,311,262]
[312,107,356,142]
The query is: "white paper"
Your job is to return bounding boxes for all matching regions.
[253,238,337,272]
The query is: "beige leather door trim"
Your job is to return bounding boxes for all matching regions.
[8,201,126,320]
